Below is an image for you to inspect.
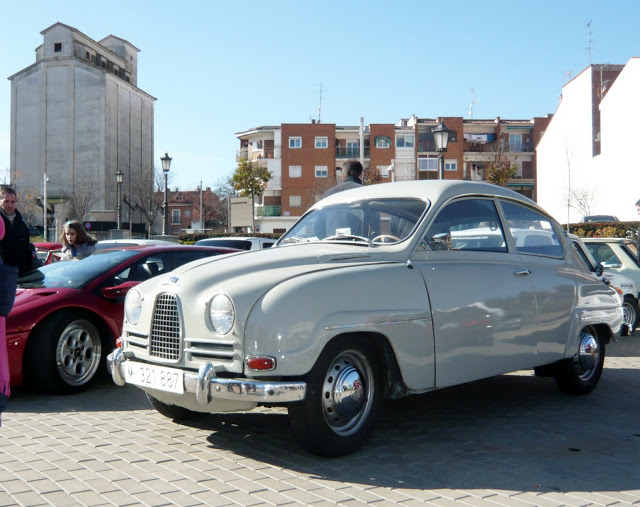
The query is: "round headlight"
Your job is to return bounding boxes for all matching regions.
[125,289,143,325]
[209,294,235,335]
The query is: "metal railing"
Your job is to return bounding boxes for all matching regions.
[335,147,369,158]
[255,206,281,217]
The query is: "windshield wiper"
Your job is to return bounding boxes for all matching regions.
[323,234,371,244]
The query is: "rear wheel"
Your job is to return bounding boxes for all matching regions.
[288,337,383,457]
[554,327,604,395]
[622,296,638,336]
[25,312,104,394]
[146,393,203,420]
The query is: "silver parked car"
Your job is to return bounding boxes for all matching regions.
[108,181,623,457]
[194,236,275,250]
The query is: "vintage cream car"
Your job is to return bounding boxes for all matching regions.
[107,181,623,457]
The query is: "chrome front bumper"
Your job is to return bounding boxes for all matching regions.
[107,348,306,404]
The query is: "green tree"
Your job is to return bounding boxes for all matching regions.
[231,159,272,231]
[485,154,517,187]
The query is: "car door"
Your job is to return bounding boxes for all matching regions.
[412,197,538,388]
[499,200,574,364]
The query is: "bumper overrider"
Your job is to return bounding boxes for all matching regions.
[107,348,307,404]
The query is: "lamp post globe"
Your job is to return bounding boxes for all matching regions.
[160,152,172,235]
[432,120,453,180]
[116,169,124,230]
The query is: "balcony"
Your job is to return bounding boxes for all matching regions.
[236,147,275,161]
[417,141,437,152]
[500,140,533,152]
[255,205,281,217]
[336,147,369,158]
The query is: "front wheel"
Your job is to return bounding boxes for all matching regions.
[25,313,104,394]
[288,337,383,457]
[554,327,605,395]
[146,393,203,421]
[622,296,638,336]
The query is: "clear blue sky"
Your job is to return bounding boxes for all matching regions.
[1,0,639,191]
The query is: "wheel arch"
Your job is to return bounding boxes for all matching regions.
[314,330,409,400]
[23,307,116,368]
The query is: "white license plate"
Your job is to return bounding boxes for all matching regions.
[124,362,184,394]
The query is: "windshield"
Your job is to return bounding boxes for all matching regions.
[17,249,139,289]
[280,198,428,245]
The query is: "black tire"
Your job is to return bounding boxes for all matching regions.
[288,337,383,457]
[622,296,638,336]
[25,312,104,395]
[146,393,203,420]
[554,327,605,395]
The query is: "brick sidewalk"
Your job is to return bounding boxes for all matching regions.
[1,335,639,506]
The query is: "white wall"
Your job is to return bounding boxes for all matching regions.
[598,58,640,220]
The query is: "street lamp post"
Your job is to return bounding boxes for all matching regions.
[432,119,453,180]
[160,152,172,235]
[116,169,123,230]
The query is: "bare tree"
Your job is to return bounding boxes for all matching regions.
[129,167,168,238]
[191,188,226,231]
[363,166,383,185]
[214,176,236,232]
[568,187,597,217]
[485,147,517,187]
[66,179,99,221]
[16,186,41,227]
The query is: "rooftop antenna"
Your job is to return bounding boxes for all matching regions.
[586,20,592,65]
[468,88,477,118]
[313,83,325,123]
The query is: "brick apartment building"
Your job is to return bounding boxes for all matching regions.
[236,114,552,233]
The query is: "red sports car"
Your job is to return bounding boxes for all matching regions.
[7,245,238,394]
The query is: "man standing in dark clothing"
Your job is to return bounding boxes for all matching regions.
[323,160,364,198]
[0,188,32,275]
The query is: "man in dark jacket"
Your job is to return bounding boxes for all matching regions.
[323,160,364,198]
[0,188,32,275]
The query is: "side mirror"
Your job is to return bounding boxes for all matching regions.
[595,263,604,277]
[429,232,452,250]
[102,281,139,300]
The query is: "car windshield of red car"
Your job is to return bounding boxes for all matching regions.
[17,250,140,289]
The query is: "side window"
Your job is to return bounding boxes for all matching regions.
[586,244,621,267]
[571,240,595,272]
[500,201,563,257]
[425,198,507,252]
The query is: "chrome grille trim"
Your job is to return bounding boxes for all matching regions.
[184,339,236,361]
[150,293,181,361]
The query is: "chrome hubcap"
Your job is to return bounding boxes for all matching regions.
[321,350,374,436]
[577,331,599,381]
[623,302,636,329]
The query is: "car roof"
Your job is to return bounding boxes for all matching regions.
[582,237,631,243]
[314,180,541,212]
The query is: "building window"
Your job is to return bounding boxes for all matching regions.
[185,210,191,218]
[91,55,96,64]
[444,159,457,172]
[315,165,328,178]
[375,136,391,149]
[289,165,302,178]
[54,43,62,53]
[418,156,438,171]
[289,136,302,149]
[315,137,328,149]
[346,140,359,157]
[85,51,90,60]
[101,61,106,68]
[509,133,523,152]
[171,210,181,224]
[289,195,302,207]
[396,134,415,148]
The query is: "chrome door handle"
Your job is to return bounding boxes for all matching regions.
[513,269,531,277]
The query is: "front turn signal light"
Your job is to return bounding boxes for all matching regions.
[245,356,276,371]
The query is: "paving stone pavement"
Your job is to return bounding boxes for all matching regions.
[1,334,639,507]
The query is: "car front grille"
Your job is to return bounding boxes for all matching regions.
[150,293,181,361]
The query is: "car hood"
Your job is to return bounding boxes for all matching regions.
[145,242,400,297]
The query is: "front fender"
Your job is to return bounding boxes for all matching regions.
[244,262,436,390]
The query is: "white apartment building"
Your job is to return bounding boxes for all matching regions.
[8,22,156,230]
[536,62,640,223]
